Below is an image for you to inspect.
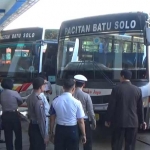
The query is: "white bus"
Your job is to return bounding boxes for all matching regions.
[56,12,150,126]
[0,27,59,100]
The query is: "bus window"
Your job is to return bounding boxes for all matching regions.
[42,43,58,82]
[57,33,146,80]
[0,43,39,82]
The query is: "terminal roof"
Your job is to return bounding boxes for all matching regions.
[0,0,39,31]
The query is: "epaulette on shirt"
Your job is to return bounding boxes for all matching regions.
[37,95,42,100]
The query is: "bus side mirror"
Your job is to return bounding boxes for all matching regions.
[146,28,150,46]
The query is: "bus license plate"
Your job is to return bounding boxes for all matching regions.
[95,113,100,121]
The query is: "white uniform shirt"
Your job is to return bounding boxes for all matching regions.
[50,92,85,126]
[39,93,50,116]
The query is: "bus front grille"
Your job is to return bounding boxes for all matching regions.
[91,95,110,104]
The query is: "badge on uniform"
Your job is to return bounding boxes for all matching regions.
[40,104,44,108]
[49,104,56,115]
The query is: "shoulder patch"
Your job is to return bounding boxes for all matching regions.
[38,100,44,108]
[40,104,44,108]
[49,104,56,115]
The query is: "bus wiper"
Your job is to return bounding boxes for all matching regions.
[73,60,116,86]
[93,61,116,86]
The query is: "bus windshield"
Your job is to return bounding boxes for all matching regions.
[57,32,147,80]
[0,42,40,83]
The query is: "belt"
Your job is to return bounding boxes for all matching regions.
[46,115,50,117]
[3,110,17,113]
[57,124,77,127]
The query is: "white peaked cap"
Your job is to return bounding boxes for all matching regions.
[74,74,88,82]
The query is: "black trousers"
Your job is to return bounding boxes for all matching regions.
[78,119,92,150]
[111,127,138,150]
[28,123,46,150]
[83,120,92,150]
[54,124,79,150]
[2,111,22,150]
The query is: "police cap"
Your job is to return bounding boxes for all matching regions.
[74,74,87,83]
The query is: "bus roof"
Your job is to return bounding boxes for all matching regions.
[60,12,148,38]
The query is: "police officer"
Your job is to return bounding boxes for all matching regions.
[0,78,23,150]
[26,77,49,150]
[73,75,96,150]
[105,69,146,150]
[49,79,86,150]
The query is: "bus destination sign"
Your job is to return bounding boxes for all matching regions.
[0,27,43,42]
[60,12,148,37]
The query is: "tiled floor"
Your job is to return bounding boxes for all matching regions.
[0,120,150,150]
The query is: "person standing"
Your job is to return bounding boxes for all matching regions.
[0,78,23,150]
[26,77,49,150]
[39,79,51,140]
[38,72,52,102]
[105,69,146,150]
[73,74,96,150]
[0,88,5,143]
[49,79,86,150]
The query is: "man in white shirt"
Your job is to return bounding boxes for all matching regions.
[39,92,50,137]
[38,72,52,102]
[49,79,86,150]
[39,79,51,137]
